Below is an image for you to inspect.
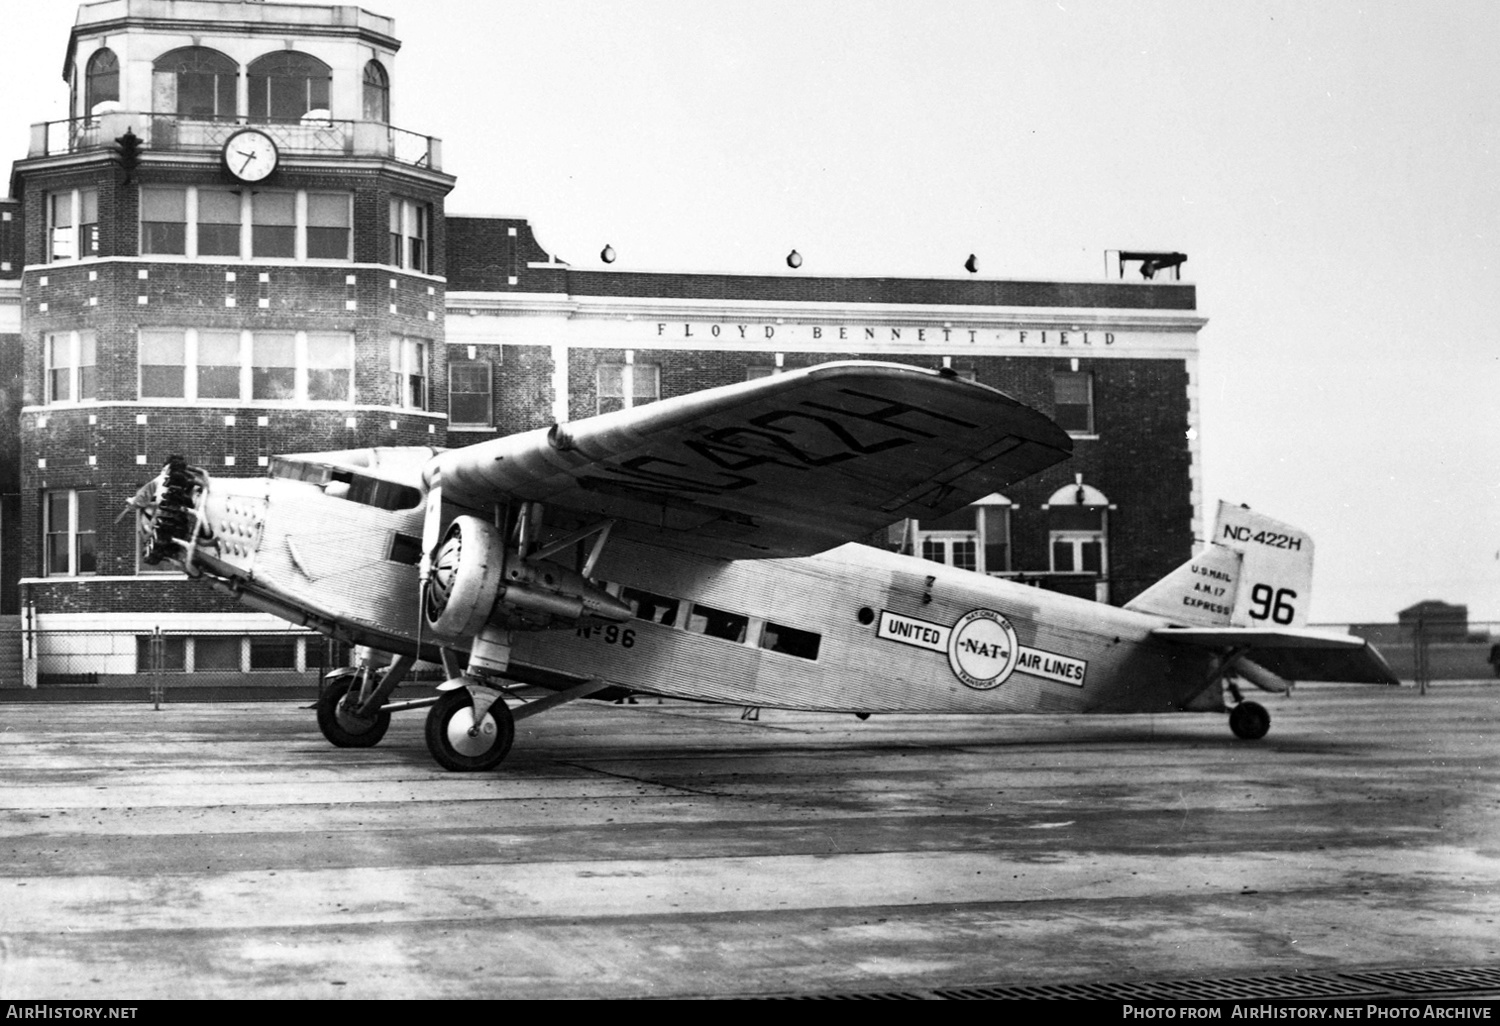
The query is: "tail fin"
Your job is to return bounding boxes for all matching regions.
[1125,502,1314,627]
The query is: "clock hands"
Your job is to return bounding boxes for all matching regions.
[237,150,257,174]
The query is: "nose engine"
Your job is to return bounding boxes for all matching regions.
[139,455,212,570]
[423,515,631,637]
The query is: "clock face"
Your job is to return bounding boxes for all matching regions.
[223,129,279,183]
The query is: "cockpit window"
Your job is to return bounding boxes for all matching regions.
[332,471,421,511]
[270,457,421,511]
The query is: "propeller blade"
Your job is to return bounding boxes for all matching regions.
[419,474,443,582]
[417,470,443,662]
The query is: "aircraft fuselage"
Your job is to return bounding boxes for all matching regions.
[189,473,1221,717]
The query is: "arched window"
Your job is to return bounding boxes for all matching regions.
[248,51,331,122]
[362,60,389,122]
[153,47,238,120]
[1046,480,1111,601]
[85,49,119,115]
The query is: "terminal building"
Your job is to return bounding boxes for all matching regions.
[0,0,1206,686]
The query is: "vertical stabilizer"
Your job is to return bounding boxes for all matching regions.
[1211,502,1313,627]
[1126,502,1315,628]
[1124,541,1242,625]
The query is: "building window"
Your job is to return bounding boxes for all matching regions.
[597,362,659,415]
[1045,483,1110,596]
[1053,369,1095,435]
[195,636,244,671]
[136,635,188,672]
[909,494,1010,574]
[363,60,390,122]
[251,192,296,259]
[306,333,353,402]
[248,51,331,123]
[141,187,188,255]
[153,47,237,120]
[44,331,97,405]
[305,193,351,260]
[85,48,119,115]
[139,329,187,399]
[139,186,351,261]
[251,333,297,401]
[139,328,352,404]
[249,635,300,671]
[448,361,492,428]
[44,489,97,577]
[196,189,242,256]
[389,198,429,272]
[197,330,243,399]
[46,189,98,262]
[391,337,428,410]
[1051,532,1104,573]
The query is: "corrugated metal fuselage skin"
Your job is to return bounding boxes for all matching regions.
[197,476,1219,717]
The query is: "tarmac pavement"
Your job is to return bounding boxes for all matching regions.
[0,682,1497,999]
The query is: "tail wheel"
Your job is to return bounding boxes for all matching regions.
[425,687,515,771]
[316,674,391,748]
[1229,700,1271,741]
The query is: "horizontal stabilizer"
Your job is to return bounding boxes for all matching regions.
[1151,626,1400,685]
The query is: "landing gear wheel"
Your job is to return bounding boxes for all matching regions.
[316,675,391,748]
[1229,700,1270,741]
[425,687,515,771]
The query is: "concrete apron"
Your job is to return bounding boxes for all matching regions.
[0,683,1496,999]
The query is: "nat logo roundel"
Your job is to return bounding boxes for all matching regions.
[947,609,1020,690]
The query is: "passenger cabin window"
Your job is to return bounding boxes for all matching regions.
[761,622,821,661]
[622,587,679,627]
[687,603,748,643]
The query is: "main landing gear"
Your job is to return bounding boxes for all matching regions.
[424,682,515,772]
[314,649,616,771]
[1228,700,1271,741]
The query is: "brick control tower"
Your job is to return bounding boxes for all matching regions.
[10,0,455,672]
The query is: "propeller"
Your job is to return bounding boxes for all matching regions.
[416,466,443,659]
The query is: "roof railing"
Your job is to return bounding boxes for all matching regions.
[28,110,441,171]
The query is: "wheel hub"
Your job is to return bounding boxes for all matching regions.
[447,707,498,756]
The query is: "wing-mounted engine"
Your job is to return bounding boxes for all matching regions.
[423,515,632,637]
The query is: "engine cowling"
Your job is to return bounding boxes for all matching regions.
[423,515,632,637]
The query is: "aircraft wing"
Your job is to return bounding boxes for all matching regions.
[430,360,1073,559]
[1151,627,1401,685]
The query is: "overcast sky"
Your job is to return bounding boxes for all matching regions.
[3,1,1497,624]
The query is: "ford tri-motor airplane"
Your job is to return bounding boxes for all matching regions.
[136,361,1396,770]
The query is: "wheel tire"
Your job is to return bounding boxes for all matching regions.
[316,675,391,748]
[1229,700,1271,741]
[424,687,515,771]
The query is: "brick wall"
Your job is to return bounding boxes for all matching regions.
[445,217,555,292]
[0,199,21,278]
